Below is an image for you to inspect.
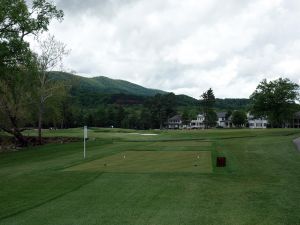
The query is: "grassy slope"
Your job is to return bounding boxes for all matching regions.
[0,129,300,225]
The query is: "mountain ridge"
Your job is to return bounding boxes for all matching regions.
[49,71,250,109]
[49,71,166,97]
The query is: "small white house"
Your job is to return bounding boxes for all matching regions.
[217,112,233,128]
[167,115,183,129]
[247,113,268,128]
[190,114,205,129]
[217,112,226,127]
[291,111,300,128]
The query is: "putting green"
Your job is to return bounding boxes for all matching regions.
[66,151,212,173]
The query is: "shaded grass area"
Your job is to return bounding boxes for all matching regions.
[66,151,212,173]
[0,129,300,224]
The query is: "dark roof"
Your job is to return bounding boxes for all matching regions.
[294,111,300,118]
[217,112,227,118]
[168,115,182,121]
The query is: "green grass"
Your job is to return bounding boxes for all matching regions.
[0,128,300,224]
[147,140,212,147]
[66,151,212,173]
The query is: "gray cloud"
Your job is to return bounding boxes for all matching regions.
[45,0,300,98]
[55,0,139,18]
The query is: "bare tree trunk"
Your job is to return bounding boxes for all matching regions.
[60,118,64,129]
[0,98,28,146]
[38,101,44,145]
[0,126,28,147]
[14,130,28,147]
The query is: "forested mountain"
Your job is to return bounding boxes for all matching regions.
[50,72,250,109]
[215,98,250,110]
[49,72,166,97]
[50,72,200,107]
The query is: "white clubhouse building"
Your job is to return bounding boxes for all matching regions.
[190,114,205,129]
[189,112,269,129]
[247,113,268,129]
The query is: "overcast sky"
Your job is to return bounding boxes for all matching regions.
[43,0,300,98]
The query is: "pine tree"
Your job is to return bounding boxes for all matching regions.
[200,88,217,128]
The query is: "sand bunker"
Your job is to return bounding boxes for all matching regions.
[128,133,158,136]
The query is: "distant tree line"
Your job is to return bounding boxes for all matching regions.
[35,93,178,130]
[215,98,250,110]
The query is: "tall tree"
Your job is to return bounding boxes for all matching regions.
[36,35,69,144]
[0,0,63,68]
[94,107,107,127]
[200,88,217,128]
[115,106,126,128]
[250,78,299,127]
[0,67,37,145]
[139,108,151,129]
[231,110,247,128]
[181,109,190,126]
[225,110,232,120]
[145,93,176,129]
[42,86,69,128]
[0,0,63,145]
[106,105,117,127]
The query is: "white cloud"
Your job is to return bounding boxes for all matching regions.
[42,0,300,98]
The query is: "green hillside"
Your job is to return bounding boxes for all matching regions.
[215,98,250,110]
[49,72,250,109]
[49,72,201,107]
[49,72,166,97]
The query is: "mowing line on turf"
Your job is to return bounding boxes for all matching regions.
[65,151,212,173]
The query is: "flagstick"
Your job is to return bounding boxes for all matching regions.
[84,126,87,159]
[84,136,86,159]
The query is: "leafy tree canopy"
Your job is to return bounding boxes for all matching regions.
[0,0,63,145]
[200,88,215,110]
[231,110,247,127]
[200,88,217,128]
[0,0,63,68]
[250,78,299,127]
[145,93,177,129]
